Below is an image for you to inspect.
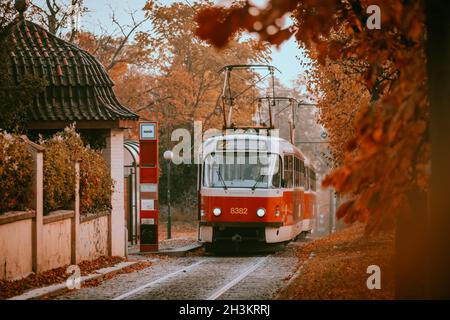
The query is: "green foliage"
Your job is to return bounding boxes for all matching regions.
[41,125,113,214]
[157,122,198,208]
[158,161,197,208]
[78,129,108,151]
[0,132,33,213]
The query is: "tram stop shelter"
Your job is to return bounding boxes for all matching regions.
[124,140,140,246]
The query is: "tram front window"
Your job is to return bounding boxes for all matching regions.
[203,152,281,189]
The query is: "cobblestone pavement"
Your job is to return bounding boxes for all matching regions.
[56,242,303,300]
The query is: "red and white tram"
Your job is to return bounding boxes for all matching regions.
[198,133,317,252]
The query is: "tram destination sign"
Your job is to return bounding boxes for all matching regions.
[216,139,267,151]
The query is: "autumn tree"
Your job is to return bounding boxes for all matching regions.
[135,0,272,207]
[73,1,273,208]
[75,9,152,73]
[195,0,429,297]
[259,77,327,168]
[141,1,271,131]
[308,59,370,167]
[427,0,450,299]
[29,0,86,41]
[195,0,427,237]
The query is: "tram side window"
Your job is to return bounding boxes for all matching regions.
[294,157,300,187]
[305,167,310,190]
[310,169,316,191]
[300,160,305,187]
[283,155,294,188]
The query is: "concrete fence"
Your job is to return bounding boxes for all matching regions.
[0,138,112,281]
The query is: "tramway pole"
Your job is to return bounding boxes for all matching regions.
[163,150,174,239]
[328,188,337,234]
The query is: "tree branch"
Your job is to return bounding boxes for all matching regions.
[106,8,150,71]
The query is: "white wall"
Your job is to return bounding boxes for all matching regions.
[0,217,33,280]
[103,129,126,257]
[41,218,71,271]
[79,215,109,261]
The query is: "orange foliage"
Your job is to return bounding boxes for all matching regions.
[76,1,270,146]
[278,223,395,299]
[309,58,371,167]
[195,0,429,235]
[0,132,33,213]
[139,1,271,140]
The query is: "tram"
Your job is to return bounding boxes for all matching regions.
[197,64,317,252]
[198,133,317,252]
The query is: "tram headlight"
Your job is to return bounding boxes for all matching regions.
[200,209,205,217]
[256,208,266,218]
[213,208,222,216]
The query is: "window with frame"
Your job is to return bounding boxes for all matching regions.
[283,155,294,188]
[300,160,305,187]
[294,157,300,187]
[203,152,282,189]
[305,166,310,190]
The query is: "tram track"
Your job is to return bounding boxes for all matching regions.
[112,259,207,300]
[56,243,301,300]
[206,256,268,300]
[111,255,270,300]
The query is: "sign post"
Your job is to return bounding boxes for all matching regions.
[139,121,159,252]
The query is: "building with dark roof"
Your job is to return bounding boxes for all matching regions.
[7,0,138,130]
[4,0,140,258]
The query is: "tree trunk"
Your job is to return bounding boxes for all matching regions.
[395,0,450,299]
[426,0,450,299]
[395,189,428,299]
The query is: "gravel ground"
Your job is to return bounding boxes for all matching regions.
[55,241,304,300]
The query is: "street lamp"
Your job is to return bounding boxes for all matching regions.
[163,150,174,239]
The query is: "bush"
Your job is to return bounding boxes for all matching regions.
[41,130,76,213]
[41,125,113,214]
[79,145,113,214]
[0,132,33,213]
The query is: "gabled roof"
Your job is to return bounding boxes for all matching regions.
[6,15,139,124]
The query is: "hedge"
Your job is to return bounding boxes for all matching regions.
[0,132,33,213]
[41,125,113,214]
[0,126,113,215]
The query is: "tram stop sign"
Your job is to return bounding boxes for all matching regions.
[139,121,159,252]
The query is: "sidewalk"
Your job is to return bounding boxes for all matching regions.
[2,256,151,300]
[8,261,139,300]
[128,238,203,257]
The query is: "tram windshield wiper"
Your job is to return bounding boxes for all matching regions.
[216,169,228,190]
[252,174,265,190]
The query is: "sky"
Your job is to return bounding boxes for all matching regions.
[33,0,308,87]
